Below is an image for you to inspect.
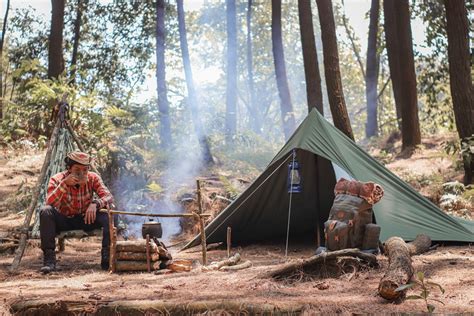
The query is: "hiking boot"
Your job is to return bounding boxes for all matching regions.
[101,247,110,270]
[40,249,56,274]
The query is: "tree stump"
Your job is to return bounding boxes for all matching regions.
[378,234,431,301]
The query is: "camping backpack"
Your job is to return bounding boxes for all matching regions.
[324,178,384,251]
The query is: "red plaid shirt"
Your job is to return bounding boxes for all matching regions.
[46,171,114,217]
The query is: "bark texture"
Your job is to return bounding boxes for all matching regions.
[0,0,11,120]
[298,0,323,114]
[384,0,421,150]
[444,0,474,184]
[378,235,431,301]
[156,0,172,149]
[365,0,379,138]
[316,0,354,140]
[177,0,214,165]
[69,0,87,84]
[48,0,65,79]
[272,0,296,140]
[225,0,238,142]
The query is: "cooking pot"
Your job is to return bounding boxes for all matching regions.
[142,219,163,239]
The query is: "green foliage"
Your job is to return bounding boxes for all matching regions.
[396,271,445,313]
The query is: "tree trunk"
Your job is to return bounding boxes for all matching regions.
[316,0,354,140]
[298,0,323,114]
[383,0,402,129]
[69,0,87,84]
[156,0,172,149]
[177,0,214,166]
[378,235,432,301]
[384,0,421,150]
[396,0,421,150]
[246,0,261,133]
[225,0,238,143]
[365,0,379,138]
[0,0,10,121]
[444,0,474,184]
[272,0,296,140]
[48,0,65,79]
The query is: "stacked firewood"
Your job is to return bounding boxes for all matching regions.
[114,239,172,272]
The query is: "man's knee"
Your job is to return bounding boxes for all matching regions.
[40,205,56,219]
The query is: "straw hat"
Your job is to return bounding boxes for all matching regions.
[66,151,91,166]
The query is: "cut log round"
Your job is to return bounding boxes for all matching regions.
[378,234,431,301]
[115,260,161,272]
[116,251,159,261]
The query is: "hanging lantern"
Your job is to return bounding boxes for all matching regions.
[287,150,302,193]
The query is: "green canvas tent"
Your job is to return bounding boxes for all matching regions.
[184,109,474,249]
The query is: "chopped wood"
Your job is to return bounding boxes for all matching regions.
[116,240,158,253]
[167,260,193,272]
[378,234,432,301]
[146,235,151,272]
[115,260,161,272]
[260,249,377,279]
[202,253,241,271]
[219,260,252,271]
[0,242,18,252]
[116,251,159,261]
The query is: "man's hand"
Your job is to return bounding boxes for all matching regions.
[64,173,80,186]
[84,203,97,225]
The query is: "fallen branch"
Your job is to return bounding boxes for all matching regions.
[219,260,252,271]
[202,253,241,271]
[260,249,377,279]
[378,234,431,301]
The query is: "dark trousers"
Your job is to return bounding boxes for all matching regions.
[40,205,111,251]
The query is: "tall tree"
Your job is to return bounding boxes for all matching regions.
[384,0,421,150]
[316,0,354,140]
[177,0,214,165]
[225,0,237,143]
[298,0,323,114]
[271,0,296,139]
[365,0,380,138]
[0,0,11,120]
[156,0,172,149]
[69,0,87,84]
[444,0,474,184]
[246,0,260,133]
[48,0,65,79]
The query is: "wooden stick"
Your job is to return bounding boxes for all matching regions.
[227,227,231,258]
[108,208,116,273]
[196,180,207,265]
[99,209,211,218]
[146,234,151,273]
[10,118,62,271]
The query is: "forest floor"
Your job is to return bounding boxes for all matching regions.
[0,134,473,315]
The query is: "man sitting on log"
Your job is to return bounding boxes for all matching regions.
[39,151,114,274]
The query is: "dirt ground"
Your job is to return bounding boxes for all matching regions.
[1,142,474,314]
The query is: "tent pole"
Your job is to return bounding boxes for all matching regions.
[285,150,297,258]
[10,118,62,271]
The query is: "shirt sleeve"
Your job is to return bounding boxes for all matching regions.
[46,175,69,208]
[91,173,114,209]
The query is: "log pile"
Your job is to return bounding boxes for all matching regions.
[202,253,252,272]
[114,239,172,272]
